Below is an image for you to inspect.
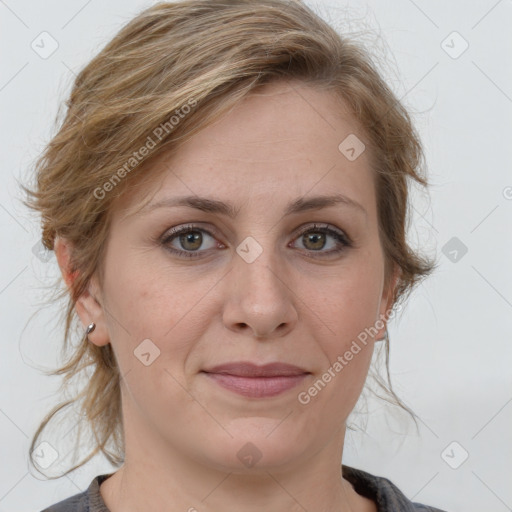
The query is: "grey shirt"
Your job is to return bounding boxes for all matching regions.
[41,465,447,511]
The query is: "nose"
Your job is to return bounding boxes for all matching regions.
[221,239,298,340]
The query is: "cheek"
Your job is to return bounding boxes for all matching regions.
[101,250,219,372]
[293,252,383,412]
[100,258,211,420]
[303,252,384,350]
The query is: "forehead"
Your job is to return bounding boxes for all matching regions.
[113,80,376,222]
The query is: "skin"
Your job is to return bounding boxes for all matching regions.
[55,79,398,512]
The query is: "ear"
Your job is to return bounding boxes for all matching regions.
[375,263,400,341]
[54,235,110,347]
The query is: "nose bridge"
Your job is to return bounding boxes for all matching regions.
[222,231,297,337]
[234,232,286,296]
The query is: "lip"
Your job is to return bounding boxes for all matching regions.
[201,362,310,398]
[203,362,309,377]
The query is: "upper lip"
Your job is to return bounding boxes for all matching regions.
[202,362,309,377]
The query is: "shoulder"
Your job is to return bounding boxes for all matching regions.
[342,464,448,512]
[40,473,113,512]
[41,468,448,512]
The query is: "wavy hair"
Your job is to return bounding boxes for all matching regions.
[22,0,437,477]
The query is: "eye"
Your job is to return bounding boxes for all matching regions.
[161,224,221,258]
[161,223,351,259]
[291,223,351,256]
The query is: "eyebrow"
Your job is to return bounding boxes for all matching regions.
[139,193,367,218]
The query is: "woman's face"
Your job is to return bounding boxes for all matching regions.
[85,80,396,472]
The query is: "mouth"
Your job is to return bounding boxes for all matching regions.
[201,362,310,398]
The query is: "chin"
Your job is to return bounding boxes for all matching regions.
[197,418,308,473]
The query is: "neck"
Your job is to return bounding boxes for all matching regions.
[100,420,371,512]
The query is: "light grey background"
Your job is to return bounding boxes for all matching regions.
[1,1,511,511]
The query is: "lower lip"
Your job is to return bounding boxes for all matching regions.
[202,372,308,398]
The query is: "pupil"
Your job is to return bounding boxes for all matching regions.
[181,231,201,250]
[306,232,325,249]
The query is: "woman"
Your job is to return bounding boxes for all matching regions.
[23,0,445,510]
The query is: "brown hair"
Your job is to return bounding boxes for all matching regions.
[22,0,437,477]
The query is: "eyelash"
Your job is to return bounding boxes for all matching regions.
[160,223,352,259]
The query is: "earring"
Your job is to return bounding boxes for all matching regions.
[85,322,96,335]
